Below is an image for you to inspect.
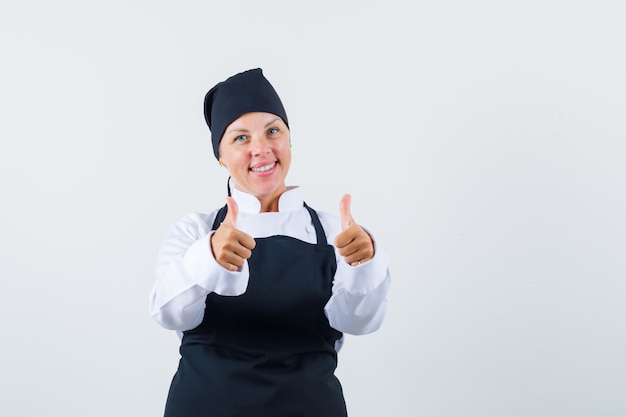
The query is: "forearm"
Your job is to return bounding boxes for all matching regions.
[149,215,249,331]
[324,247,391,335]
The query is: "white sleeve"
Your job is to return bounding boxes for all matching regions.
[149,213,250,331]
[320,215,391,335]
[325,244,391,335]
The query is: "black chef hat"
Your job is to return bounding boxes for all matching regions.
[204,68,289,159]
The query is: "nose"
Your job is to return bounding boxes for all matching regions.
[250,136,270,156]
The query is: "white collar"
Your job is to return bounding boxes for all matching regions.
[230,182,303,214]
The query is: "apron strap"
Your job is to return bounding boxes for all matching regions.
[211,204,228,231]
[303,202,328,246]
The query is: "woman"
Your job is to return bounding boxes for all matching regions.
[150,68,391,417]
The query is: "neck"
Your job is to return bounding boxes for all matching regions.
[257,186,287,212]
[259,198,279,212]
[231,180,288,213]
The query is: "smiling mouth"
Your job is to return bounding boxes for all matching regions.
[250,162,276,173]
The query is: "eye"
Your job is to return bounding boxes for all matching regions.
[267,127,279,136]
[233,134,247,142]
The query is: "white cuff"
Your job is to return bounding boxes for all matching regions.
[337,244,389,295]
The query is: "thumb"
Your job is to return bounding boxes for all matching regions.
[339,193,354,230]
[223,196,239,227]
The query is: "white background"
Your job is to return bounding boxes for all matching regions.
[1,1,625,416]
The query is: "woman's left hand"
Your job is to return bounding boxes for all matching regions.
[333,194,375,266]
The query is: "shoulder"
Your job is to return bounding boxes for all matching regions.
[164,209,221,239]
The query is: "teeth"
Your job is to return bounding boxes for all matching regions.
[251,162,275,172]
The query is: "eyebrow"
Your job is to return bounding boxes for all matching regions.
[226,127,249,134]
[264,117,280,128]
[226,117,281,134]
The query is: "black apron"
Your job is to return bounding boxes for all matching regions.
[164,203,347,417]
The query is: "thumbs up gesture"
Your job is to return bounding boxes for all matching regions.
[333,194,375,266]
[210,197,256,271]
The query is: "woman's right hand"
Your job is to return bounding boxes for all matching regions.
[210,197,256,271]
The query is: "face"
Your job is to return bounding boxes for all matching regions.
[218,112,291,204]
